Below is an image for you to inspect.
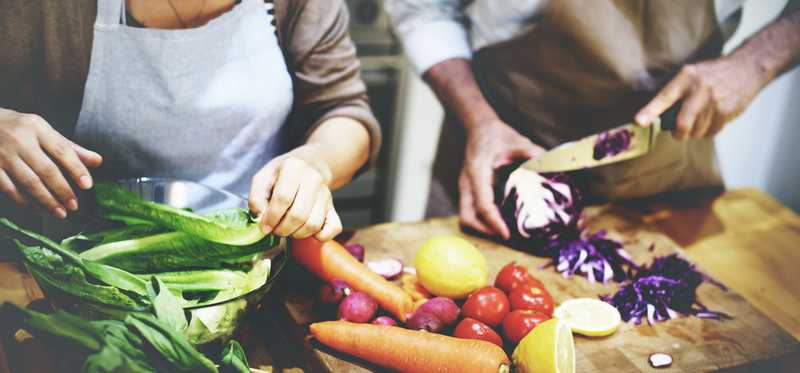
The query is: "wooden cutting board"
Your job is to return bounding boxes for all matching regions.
[275,189,800,372]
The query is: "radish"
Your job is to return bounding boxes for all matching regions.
[338,292,378,323]
[320,280,352,305]
[406,311,444,333]
[416,297,460,326]
[366,258,404,280]
[371,316,398,326]
[344,243,365,262]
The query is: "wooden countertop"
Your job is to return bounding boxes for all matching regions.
[1,187,799,372]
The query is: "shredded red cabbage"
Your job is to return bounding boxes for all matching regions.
[543,229,637,283]
[593,128,633,160]
[602,254,730,325]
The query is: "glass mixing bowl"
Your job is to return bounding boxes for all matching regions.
[33,177,290,352]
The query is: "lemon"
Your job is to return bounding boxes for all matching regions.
[513,318,575,373]
[414,236,487,299]
[553,298,621,337]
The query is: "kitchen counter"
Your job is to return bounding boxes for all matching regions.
[1,188,799,372]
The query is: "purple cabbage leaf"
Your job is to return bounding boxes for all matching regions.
[593,128,633,160]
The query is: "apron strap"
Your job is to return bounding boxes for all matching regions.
[96,0,125,26]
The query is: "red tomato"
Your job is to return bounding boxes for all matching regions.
[461,286,509,327]
[452,317,504,347]
[502,310,550,344]
[494,261,545,293]
[508,287,554,316]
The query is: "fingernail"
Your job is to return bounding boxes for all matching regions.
[80,175,92,189]
[261,225,272,234]
[636,114,649,125]
[66,199,78,211]
[54,207,67,219]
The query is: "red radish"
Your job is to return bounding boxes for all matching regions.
[453,318,504,347]
[462,286,510,328]
[371,316,398,326]
[502,310,549,344]
[338,292,378,323]
[415,297,460,326]
[319,280,352,304]
[406,311,444,333]
[366,258,404,280]
[344,243,366,262]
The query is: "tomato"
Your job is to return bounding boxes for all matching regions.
[452,317,504,347]
[502,310,550,344]
[461,286,509,327]
[494,261,545,293]
[508,287,554,316]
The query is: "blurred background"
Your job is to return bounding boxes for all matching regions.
[331,0,800,228]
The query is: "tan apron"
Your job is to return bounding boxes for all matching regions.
[428,0,725,215]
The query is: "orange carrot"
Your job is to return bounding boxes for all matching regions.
[310,321,510,373]
[293,238,414,321]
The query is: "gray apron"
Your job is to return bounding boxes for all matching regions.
[75,0,293,196]
[428,0,725,216]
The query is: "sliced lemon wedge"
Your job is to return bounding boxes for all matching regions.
[513,318,575,373]
[553,298,621,337]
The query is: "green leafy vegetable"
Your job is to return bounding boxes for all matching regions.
[0,218,148,296]
[95,183,266,246]
[147,277,188,332]
[63,225,166,252]
[80,231,277,273]
[219,340,251,373]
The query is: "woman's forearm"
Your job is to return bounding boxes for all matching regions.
[304,117,371,190]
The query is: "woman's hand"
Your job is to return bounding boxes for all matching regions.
[460,119,545,240]
[0,109,102,218]
[248,145,343,241]
[635,55,768,140]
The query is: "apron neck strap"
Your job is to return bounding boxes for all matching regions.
[97,0,125,26]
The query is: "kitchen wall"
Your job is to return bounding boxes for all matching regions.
[388,0,800,222]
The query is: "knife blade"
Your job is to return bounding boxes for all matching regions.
[520,106,678,173]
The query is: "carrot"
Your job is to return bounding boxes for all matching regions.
[310,321,510,373]
[293,238,414,321]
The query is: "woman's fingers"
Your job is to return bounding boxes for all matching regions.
[19,148,77,211]
[40,131,94,191]
[272,170,323,237]
[71,142,103,169]
[8,158,65,218]
[249,162,278,217]
[314,205,342,242]
[292,189,330,239]
[0,170,28,206]
[261,159,303,234]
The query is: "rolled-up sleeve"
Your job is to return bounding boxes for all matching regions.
[281,0,381,170]
[384,0,472,74]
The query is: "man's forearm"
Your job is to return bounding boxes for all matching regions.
[729,7,800,85]
[423,58,500,131]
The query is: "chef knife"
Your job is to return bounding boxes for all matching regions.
[520,106,679,173]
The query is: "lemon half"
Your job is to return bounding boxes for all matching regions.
[513,318,575,373]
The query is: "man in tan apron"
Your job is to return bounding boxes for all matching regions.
[386,0,800,238]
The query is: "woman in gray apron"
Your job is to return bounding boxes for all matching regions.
[0,0,380,241]
[386,0,800,239]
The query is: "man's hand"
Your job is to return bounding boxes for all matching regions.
[460,119,545,239]
[249,144,342,241]
[0,109,102,218]
[635,55,766,140]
